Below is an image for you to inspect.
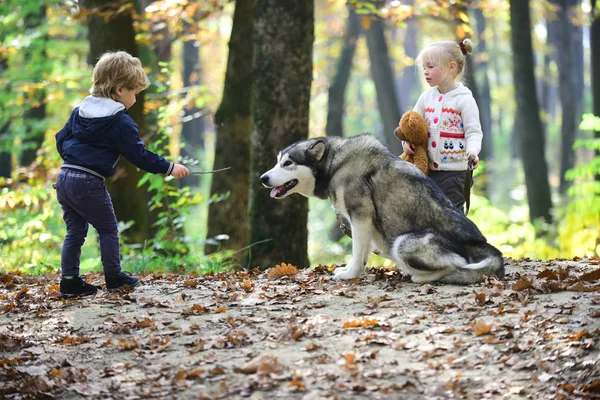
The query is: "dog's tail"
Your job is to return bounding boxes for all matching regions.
[439,243,504,285]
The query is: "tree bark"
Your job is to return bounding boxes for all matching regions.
[325,6,360,138]
[206,0,253,253]
[19,6,47,167]
[398,0,419,108]
[179,37,206,188]
[593,1,600,176]
[473,8,493,167]
[80,0,154,244]
[0,57,11,178]
[509,0,553,223]
[364,16,403,155]
[548,0,580,194]
[247,0,313,269]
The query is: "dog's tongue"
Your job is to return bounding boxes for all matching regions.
[270,187,280,198]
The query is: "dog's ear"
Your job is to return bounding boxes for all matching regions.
[307,140,326,161]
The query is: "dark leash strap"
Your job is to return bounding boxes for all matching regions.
[464,156,475,216]
[188,167,231,175]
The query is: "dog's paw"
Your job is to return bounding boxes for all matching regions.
[333,266,363,280]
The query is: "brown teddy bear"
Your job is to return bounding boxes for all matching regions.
[394,111,429,175]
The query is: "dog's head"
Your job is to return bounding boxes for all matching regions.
[260,138,326,199]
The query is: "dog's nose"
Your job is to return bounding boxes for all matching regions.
[260,174,269,185]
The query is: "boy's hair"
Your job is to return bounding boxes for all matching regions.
[90,51,150,100]
[415,39,473,81]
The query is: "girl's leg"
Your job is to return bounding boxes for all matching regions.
[429,170,468,212]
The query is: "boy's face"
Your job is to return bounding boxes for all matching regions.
[115,87,142,109]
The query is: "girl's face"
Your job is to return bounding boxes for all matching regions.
[422,62,445,88]
[115,87,142,109]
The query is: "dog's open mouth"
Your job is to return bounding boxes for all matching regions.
[270,179,298,198]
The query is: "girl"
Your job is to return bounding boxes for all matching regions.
[396,39,482,213]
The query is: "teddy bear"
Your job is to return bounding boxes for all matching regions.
[394,111,429,175]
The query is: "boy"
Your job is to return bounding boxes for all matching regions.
[55,51,189,297]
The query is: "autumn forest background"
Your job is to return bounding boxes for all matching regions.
[1,0,599,276]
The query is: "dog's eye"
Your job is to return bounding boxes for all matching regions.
[282,161,292,167]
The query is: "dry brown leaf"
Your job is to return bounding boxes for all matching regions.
[512,278,533,291]
[537,269,559,280]
[136,317,154,328]
[566,329,591,342]
[267,263,299,281]
[181,304,209,315]
[578,268,600,283]
[474,292,486,305]
[343,318,380,329]
[240,280,254,292]
[473,322,492,336]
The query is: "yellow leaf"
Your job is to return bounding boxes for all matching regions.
[457,11,469,23]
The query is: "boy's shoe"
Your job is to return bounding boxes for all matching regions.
[105,272,140,292]
[59,276,99,298]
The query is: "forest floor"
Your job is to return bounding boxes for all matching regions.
[1,258,600,400]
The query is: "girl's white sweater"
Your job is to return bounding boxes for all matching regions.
[413,83,483,172]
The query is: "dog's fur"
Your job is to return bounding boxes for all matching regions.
[260,134,504,284]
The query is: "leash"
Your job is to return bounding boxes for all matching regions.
[463,156,475,216]
[188,167,231,175]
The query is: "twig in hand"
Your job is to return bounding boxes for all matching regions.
[189,167,231,175]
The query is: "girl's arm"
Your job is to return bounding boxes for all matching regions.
[461,96,483,157]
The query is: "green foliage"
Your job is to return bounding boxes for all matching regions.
[0,150,64,273]
[557,114,600,257]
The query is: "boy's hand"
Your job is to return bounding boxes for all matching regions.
[465,152,479,169]
[402,140,416,155]
[171,163,190,179]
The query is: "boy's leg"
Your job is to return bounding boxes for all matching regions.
[81,184,139,291]
[59,207,89,277]
[55,170,99,297]
[76,182,122,276]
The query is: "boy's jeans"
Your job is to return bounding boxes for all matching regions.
[55,168,121,276]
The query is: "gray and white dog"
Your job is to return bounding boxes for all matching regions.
[260,134,504,284]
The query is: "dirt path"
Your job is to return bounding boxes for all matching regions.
[1,259,600,399]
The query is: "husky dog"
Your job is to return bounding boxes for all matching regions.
[260,134,504,284]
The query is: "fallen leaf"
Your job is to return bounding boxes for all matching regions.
[268,263,299,281]
[473,322,492,336]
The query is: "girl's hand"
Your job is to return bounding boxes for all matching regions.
[403,141,416,155]
[465,152,479,169]
[171,163,190,179]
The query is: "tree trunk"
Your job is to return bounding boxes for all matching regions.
[398,0,419,108]
[548,0,579,194]
[509,0,553,223]
[326,6,360,138]
[19,6,47,167]
[80,0,154,244]
[593,1,600,176]
[474,8,493,167]
[180,37,206,188]
[206,0,253,254]
[247,0,313,269]
[0,57,11,178]
[364,16,403,155]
